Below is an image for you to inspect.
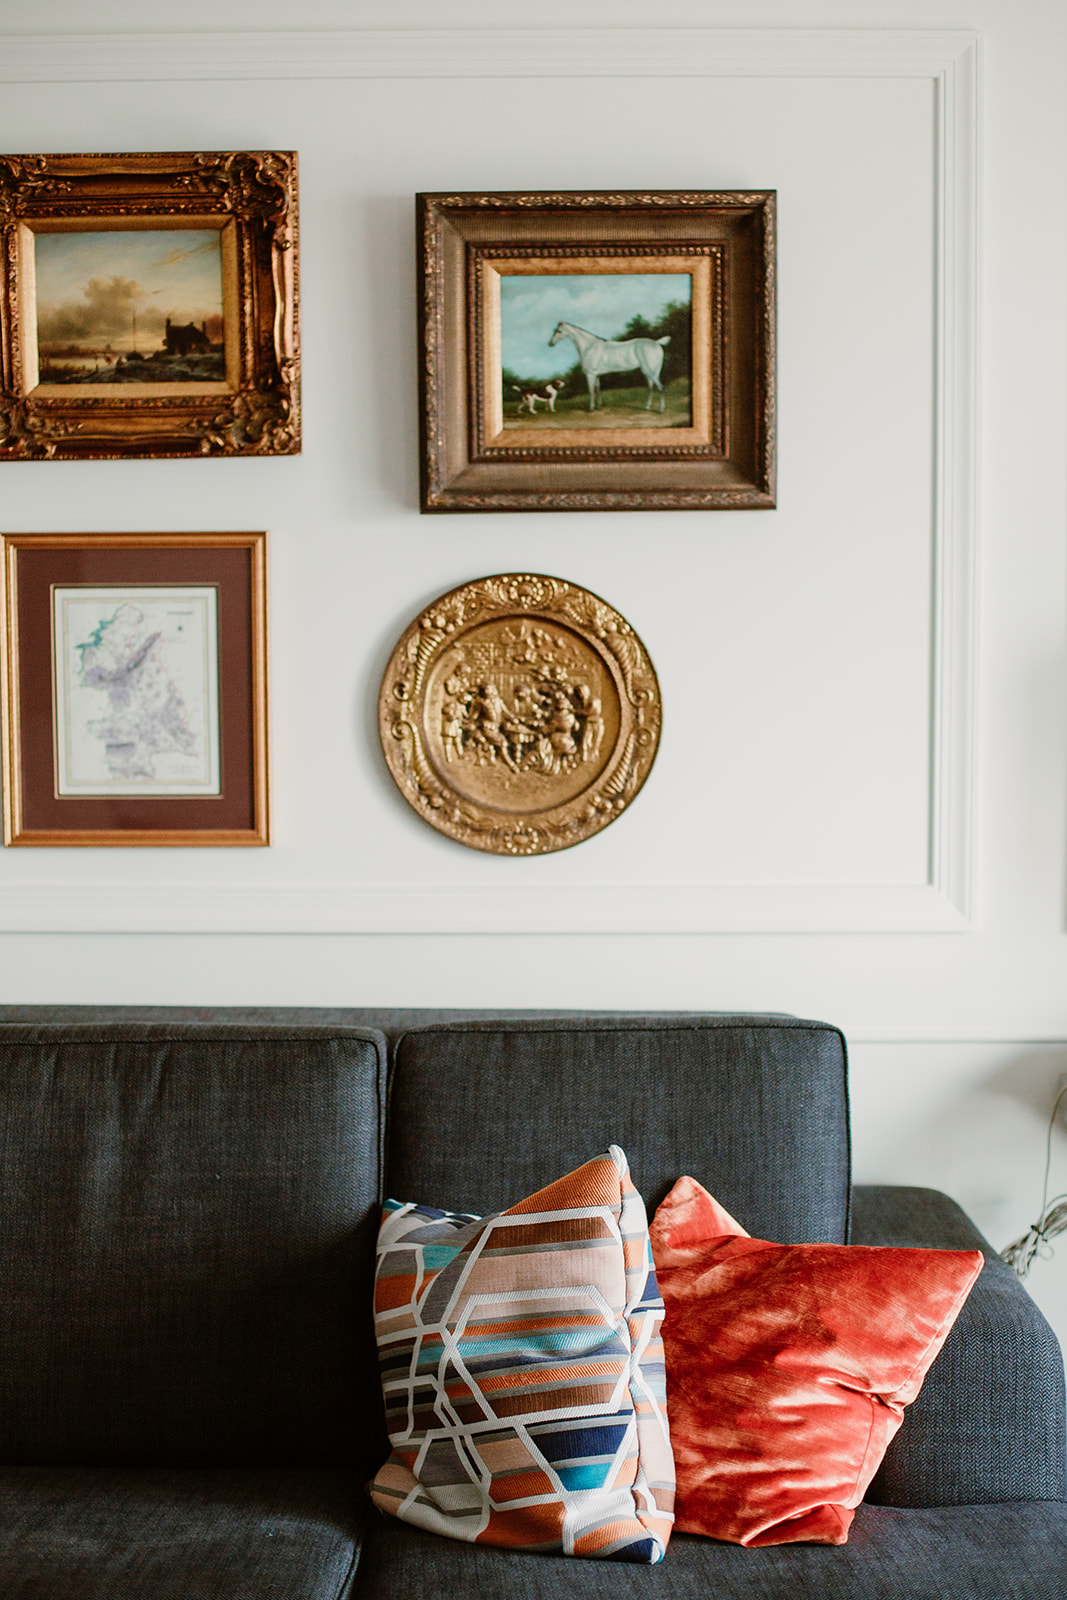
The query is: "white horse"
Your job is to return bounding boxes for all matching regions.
[548,321,670,412]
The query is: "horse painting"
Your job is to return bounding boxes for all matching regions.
[548,320,671,412]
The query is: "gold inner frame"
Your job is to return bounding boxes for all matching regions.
[480,253,713,452]
[19,215,239,398]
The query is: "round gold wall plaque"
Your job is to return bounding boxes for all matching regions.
[378,573,661,855]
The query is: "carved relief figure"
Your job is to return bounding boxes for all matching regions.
[575,684,605,764]
[467,682,518,770]
[440,656,607,779]
[441,672,470,762]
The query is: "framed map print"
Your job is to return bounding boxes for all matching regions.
[0,532,268,846]
[0,151,299,459]
[417,189,775,512]
[52,586,222,798]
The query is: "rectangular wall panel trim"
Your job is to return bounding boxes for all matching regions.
[0,28,979,935]
[0,881,970,935]
[0,29,980,85]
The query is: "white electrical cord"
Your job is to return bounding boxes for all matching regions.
[1002,1083,1067,1277]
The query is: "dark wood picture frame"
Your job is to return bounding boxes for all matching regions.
[0,151,299,459]
[0,531,269,846]
[417,189,775,513]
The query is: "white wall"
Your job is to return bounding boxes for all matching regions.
[2,0,1067,1350]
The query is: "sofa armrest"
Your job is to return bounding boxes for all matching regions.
[851,1184,1066,1506]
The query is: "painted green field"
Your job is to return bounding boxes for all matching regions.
[505,377,691,430]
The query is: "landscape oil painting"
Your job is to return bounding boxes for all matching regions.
[500,272,692,430]
[34,228,226,385]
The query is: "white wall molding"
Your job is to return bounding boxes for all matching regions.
[928,34,980,929]
[847,1030,1067,1044]
[0,29,980,85]
[0,880,969,935]
[0,28,980,936]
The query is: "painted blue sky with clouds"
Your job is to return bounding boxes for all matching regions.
[34,229,224,347]
[500,273,691,379]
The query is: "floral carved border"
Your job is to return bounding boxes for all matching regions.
[0,150,299,460]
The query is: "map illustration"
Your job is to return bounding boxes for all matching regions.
[53,587,221,796]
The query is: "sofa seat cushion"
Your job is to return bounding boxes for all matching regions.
[0,1467,368,1600]
[356,1503,1067,1600]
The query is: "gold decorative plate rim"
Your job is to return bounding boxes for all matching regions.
[377,572,661,856]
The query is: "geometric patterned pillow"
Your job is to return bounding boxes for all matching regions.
[367,1146,674,1563]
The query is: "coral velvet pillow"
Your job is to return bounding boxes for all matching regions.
[649,1177,982,1548]
[368,1146,674,1563]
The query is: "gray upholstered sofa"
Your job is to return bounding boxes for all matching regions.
[1,1006,1065,1599]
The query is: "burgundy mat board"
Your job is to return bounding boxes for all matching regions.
[14,544,255,834]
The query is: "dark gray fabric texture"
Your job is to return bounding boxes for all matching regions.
[853,1185,1067,1507]
[385,1018,851,1244]
[354,1505,1067,1600]
[0,1467,367,1600]
[0,1025,386,1469]
[0,1006,801,1031]
[3,1006,1063,1600]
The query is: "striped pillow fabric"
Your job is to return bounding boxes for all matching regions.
[368,1145,674,1563]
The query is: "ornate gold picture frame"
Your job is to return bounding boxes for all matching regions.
[418,190,775,512]
[0,151,299,459]
[378,573,661,855]
[0,531,269,846]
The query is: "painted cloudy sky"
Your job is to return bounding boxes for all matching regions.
[500,272,691,379]
[34,229,224,348]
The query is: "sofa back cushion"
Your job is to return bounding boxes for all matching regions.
[0,1023,385,1468]
[385,1017,849,1246]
